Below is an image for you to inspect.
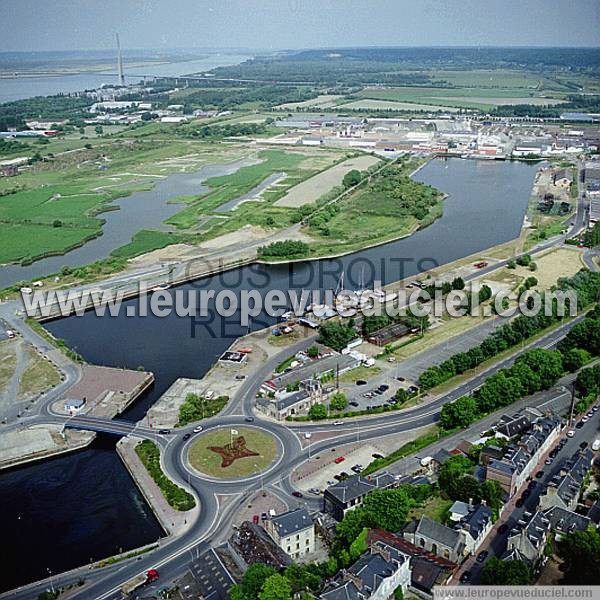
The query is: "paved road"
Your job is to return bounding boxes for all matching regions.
[1,172,596,598]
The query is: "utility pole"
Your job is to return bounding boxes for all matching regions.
[568,381,576,427]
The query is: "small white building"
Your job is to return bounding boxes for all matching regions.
[64,398,86,415]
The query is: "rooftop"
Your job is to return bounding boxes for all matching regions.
[270,507,313,537]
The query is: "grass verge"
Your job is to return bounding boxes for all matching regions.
[135,440,195,511]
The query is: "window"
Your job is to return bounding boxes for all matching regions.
[306,539,310,545]
[419,538,425,547]
[287,546,291,553]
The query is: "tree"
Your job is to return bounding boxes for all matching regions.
[514,348,563,390]
[94,125,103,135]
[317,321,356,351]
[307,345,319,359]
[259,574,292,600]
[52,219,62,228]
[451,277,465,290]
[440,395,478,430]
[330,392,348,411]
[480,557,532,585]
[575,364,600,398]
[556,529,600,584]
[308,403,327,420]
[335,508,371,549]
[342,169,362,188]
[349,527,369,561]
[562,348,590,372]
[284,564,321,594]
[361,487,415,531]
[480,480,504,511]
[241,564,277,599]
[395,388,409,404]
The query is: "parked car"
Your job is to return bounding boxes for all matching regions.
[252,515,260,524]
[576,422,584,429]
[522,489,531,499]
[158,429,171,435]
[334,456,345,464]
[292,491,303,498]
[378,384,389,392]
[476,550,488,563]
[349,401,359,407]
[567,430,575,438]
[460,571,471,583]
[308,488,320,495]
[497,523,509,535]
[515,498,524,508]
[261,512,268,520]
[396,376,405,382]
[234,374,246,380]
[245,416,255,422]
[327,480,336,486]
[580,441,588,449]
[372,453,384,459]
[356,380,367,386]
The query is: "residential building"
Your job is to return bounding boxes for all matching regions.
[402,504,493,563]
[449,501,471,522]
[504,510,551,566]
[264,508,315,559]
[402,516,464,563]
[486,415,561,496]
[323,473,396,521]
[367,529,456,599]
[320,541,411,600]
[538,448,593,511]
[495,413,531,438]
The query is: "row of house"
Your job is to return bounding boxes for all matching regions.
[486,415,562,496]
[503,448,599,568]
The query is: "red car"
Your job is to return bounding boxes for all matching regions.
[334,456,345,464]
[252,514,260,524]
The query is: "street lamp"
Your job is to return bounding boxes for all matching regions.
[46,568,54,594]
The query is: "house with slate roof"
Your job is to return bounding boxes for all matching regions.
[323,473,397,521]
[486,415,561,496]
[320,541,411,600]
[402,503,493,564]
[538,448,593,511]
[265,508,315,559]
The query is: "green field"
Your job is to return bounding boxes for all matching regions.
[355,84,565,111]
[188,427,278,479]
[306,158,444,256]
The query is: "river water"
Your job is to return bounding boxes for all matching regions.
[0,157,538,591]
[0,157,259,289]
[0,54,251,103]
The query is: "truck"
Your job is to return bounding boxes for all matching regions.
[121,570,159,597]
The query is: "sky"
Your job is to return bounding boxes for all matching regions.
[1,0,599,52]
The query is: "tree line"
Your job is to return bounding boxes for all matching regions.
[419,270,600,391]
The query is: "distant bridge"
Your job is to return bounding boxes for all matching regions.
[63,415,159,439]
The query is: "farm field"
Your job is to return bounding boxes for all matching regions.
[275,154,380,207]
[276,94,343,110]
[340,99,461,112]
[355,84,566,110]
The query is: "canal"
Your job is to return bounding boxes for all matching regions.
[0,157,538,591]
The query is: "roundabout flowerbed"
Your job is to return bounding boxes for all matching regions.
[188,427,278,479]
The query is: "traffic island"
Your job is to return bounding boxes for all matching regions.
[188,427,278,479]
